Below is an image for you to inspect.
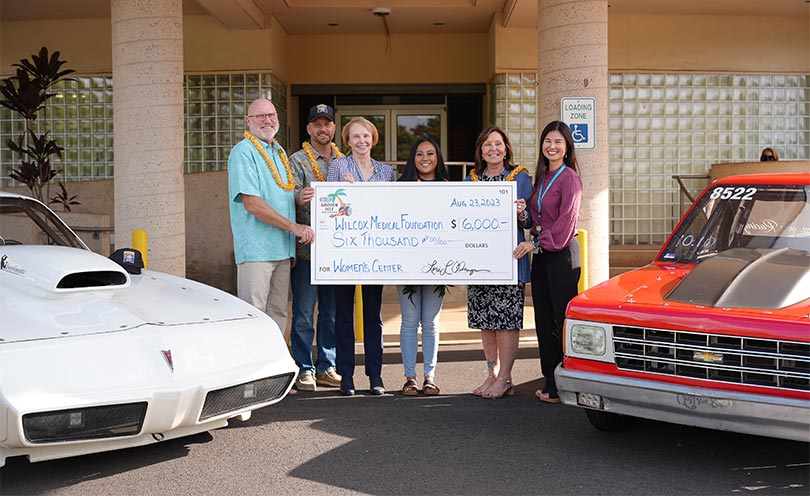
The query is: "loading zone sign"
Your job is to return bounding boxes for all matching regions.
[561,97,596,150]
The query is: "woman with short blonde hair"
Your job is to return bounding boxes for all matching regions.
[327,116,394,396]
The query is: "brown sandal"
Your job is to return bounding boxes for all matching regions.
[535,389,561,403]
[402,379,419,396]
[422,379,440,396]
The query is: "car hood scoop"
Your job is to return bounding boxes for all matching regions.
[1,252,258,343]
[0,245,129,295]
[664,247,810,309]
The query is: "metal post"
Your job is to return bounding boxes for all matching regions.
[578,228,588,293]
[354,285,364,341]
[132,229,148,269]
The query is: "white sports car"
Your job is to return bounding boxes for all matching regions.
[0,192,297,467]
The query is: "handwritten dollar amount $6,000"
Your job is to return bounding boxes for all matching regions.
[449,217,507,231]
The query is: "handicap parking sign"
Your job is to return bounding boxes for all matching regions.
[570,123,588,144]
[561,97,596,150]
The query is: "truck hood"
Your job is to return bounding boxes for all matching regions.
[567,261,810,341]
[665,248,809,310]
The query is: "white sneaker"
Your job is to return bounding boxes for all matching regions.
[295,372,317,391]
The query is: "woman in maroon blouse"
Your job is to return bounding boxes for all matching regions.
[514,121,583,403]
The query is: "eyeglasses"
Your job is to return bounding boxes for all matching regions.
[761,154,775,161]
[248,113,278,121]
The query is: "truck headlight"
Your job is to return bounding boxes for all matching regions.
[569,323,607,356]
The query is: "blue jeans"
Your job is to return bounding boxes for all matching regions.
[290,259,336,375]
[397,285,444,378]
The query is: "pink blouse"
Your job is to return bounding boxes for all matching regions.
[527,166,582,252]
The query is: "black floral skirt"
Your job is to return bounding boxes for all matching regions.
[467,283,525,330]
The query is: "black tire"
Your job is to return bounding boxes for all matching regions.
[584,408,635,432]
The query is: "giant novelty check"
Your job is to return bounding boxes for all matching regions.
[310,182,518,285]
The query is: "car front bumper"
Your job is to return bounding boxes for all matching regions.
[555,365,810,442]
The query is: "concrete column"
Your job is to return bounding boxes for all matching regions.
[537,0,609,286]
[111,0,185,276]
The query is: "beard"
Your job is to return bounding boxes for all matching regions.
[312,133,333,146]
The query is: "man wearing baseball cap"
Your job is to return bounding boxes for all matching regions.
[287,104,344,391]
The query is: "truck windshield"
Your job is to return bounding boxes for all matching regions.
[659,184,810,264]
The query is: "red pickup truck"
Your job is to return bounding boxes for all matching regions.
[556,173,809,441]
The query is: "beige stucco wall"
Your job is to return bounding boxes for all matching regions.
[286,33,490,84]
[609,13,810,73]
[269,16,289,81]
[491,16,537,73]
[183,14,275,74]
[1,14,287,77]
[4,12,807,78]
[1,18,112,74]
[479,13,810,74]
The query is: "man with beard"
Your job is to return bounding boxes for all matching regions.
[228,99,314,373]
[287,104,344,391]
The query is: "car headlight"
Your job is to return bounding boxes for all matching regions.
[569,323,607,356]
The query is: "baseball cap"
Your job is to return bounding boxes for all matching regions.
[307,104,335,124]
[110,248,145,275]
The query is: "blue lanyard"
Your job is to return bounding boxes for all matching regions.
[536,165,566,215]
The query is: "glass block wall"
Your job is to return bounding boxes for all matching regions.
[490,72,539,172]
[185,72,287,173]
[0,76,114,187]
[0,71,288,186]
[609,73,810,244]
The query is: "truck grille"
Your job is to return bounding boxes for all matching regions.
[199,372,294,421]
[613,326,810,391]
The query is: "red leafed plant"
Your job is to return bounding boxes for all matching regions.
[0,47,76,205]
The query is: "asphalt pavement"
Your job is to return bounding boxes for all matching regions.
[2,341,808,496]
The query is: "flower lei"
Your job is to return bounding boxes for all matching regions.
[469,166,526,182]
[244,131,294,191]
[302,141,344,181]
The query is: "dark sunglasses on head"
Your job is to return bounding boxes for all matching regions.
[761,154,775,161]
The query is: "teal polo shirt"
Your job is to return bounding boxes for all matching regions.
[228,137,296,264]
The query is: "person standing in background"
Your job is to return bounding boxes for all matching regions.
[287,104,343,392]
[760,147,779,161]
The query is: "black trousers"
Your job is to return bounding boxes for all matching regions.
[334,284,384,379]
[531,239,580,396]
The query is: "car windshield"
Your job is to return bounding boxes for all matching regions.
[660,183,810,264]
[0,196,86,248]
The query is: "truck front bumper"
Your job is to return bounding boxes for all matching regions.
[555,365,810,442]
